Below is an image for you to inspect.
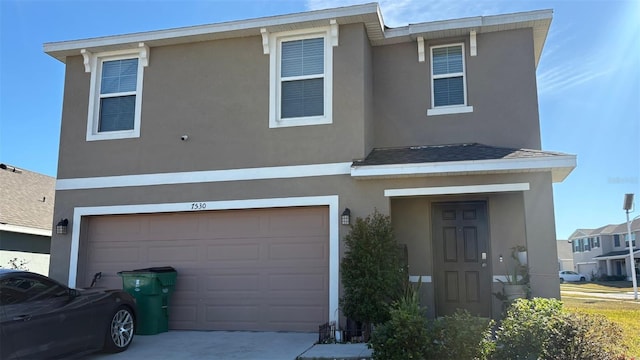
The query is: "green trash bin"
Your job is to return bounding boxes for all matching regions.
[118,267,177,335]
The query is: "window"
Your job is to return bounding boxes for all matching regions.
[614,234,620,247]
[624,233,637,247]
[268,27,334,128]
[84,46,149,141]
[427,43,473,116]
[584,238,591,251]
[593,236,600,248]
[0,275,67,305]
[573,240,580,253]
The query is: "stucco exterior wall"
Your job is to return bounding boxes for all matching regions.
[371,28,541,150]
[56,24,370,179]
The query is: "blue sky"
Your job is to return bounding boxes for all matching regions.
[0,0,638,238]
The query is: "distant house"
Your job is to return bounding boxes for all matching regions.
[569,220,639,281]
[0,163,55,275]
[557,239,574,271]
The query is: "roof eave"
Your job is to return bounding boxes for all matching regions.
[43,2,383,62]
[351,154,576,181]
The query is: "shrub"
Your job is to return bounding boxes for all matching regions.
[369,285,430,360]
[544,312,628,360]
[340,211,405,338]
[493,298,563,360]
[428,309,495,360]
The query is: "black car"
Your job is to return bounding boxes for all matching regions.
[0,269,136,359]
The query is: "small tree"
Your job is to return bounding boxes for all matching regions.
[340,211,405,340]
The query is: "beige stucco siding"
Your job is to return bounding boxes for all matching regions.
[371,28,541,150]
[57,24,370,179]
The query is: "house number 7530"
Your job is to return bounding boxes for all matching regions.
[191,203,206,210]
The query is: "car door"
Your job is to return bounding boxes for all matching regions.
[0,274,91,359]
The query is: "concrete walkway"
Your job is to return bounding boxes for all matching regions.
[85,331,372,360]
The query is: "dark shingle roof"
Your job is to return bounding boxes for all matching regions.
[0,164,55,231]
[594,249,640,259]
[353,143,567,166]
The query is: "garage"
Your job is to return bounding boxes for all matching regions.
[76,206,329,332]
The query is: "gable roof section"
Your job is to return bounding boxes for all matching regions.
[0,164,55,236]
[44,3,552,67]
[350,143,576,182]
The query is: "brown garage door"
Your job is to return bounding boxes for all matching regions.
[78,207,329,332]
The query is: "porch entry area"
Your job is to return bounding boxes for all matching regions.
[432,201,491,317]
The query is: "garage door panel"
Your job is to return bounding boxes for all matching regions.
[268,273,326,291]
[268,241,325,260]
[206,274,261,291]
[206,243,260,261]
[82,206,328,331]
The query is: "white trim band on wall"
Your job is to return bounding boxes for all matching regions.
[56,162,353,190]
[68,195,341,328]
[384,183,530,197]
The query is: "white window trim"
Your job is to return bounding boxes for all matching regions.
[85,47,148,141]
[427,43,473,116]
[268,26,334,128]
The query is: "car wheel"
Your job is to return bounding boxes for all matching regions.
[559,278,564,283]
[103,306,135,353]
[580,277,586,282]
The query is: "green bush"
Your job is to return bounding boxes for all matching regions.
[340,211,405,337]
[369,286,430,360]
[429,310,495,360]
[493,298,563,360]
[544,312,628,360]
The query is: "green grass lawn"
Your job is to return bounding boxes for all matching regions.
[561,283,640,357]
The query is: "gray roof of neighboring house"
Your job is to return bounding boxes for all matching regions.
[593,248,640,259]
[0,164,55,232]
[569,218,640,240]
[353,143,569,166]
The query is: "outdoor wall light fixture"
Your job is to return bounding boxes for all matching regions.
[499,254,503,263]
[341,208,351,225]
[56,218,69,235]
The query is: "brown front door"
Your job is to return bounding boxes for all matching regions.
[432,201,491,317]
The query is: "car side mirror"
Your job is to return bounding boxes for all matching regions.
[68,289,80,298]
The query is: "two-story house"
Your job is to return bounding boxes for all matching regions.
[44,3,576,331]
[570,219,640,280]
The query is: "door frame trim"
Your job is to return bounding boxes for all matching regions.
[68,195,340,327]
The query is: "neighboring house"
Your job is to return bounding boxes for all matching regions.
[44,3,576,331]
[0,163,55,275]
[557,239,574,272]
[569,220,640,281]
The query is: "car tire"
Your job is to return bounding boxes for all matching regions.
[559,278,564,283]
[580,277,586,282]
[103,306,135,353]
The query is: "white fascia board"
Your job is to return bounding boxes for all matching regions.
[56,162,352,190]
[44,3,381,59]
[351,155,576,181]
[384,183,530,197]
[0,224,52,237]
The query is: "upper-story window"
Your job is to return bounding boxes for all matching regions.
[427,43,473,116]
[583,238,590,251]
[83,46,148,141]
[593,236,600,248]
[268,27,334,128]
[624,233,637,247]
[573,240,580,253]
[614,234,621,247]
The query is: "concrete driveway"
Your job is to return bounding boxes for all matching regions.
[86,331,317,360]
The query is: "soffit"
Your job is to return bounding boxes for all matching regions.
[44,3,550,67]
